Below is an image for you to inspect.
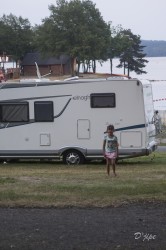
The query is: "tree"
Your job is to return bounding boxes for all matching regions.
[0,14,34,66]
[117,29,148,77]
[106,24,123,74]
[35,0,111,75]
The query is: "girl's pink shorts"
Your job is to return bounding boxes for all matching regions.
[105,152,117,159]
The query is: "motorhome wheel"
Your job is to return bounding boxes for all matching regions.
[63,150,85,165]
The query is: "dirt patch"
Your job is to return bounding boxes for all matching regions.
[0,202,165,250]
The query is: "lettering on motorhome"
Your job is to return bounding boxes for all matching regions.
[73,95,90,101]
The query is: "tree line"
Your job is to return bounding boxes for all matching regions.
[141,40,166,57]
[0,0,148,77]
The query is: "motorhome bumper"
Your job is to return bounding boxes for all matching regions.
[146,144,158,155]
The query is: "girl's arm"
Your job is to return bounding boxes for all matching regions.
[116,142,119,157]
[103,140,106,156]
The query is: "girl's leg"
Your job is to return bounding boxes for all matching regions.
[106,158,110,176]
[111,159,117,176]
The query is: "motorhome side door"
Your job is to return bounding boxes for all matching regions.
[77,119,90,139]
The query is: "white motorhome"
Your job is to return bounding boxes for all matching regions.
[0,78,157,164]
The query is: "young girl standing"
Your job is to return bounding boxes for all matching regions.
[103,125,119,176]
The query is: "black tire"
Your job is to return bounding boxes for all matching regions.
[63,150,85,165]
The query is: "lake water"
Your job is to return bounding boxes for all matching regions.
[95,57,166,81]
[2,61,16,69]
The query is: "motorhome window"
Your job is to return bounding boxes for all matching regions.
[0,102,29,122]
[34,101,54,122]
[90,93,116,108]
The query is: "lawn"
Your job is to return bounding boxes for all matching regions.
[0,152,165,207]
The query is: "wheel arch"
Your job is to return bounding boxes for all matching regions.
[59,146,87,157]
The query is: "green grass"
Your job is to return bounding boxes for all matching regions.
[0,152,165,207]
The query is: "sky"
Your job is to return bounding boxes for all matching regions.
[0,0,166,41]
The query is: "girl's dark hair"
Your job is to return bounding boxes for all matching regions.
[107,124,114,131]
[104,124,115,133]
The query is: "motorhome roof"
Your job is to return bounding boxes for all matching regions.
[0,78,145,90]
